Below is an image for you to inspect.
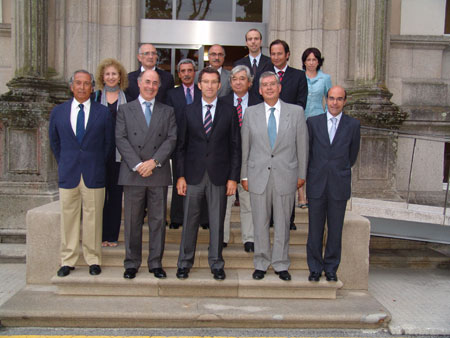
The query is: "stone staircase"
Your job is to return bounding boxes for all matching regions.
[0,201,391,329]
[0,229,26,263]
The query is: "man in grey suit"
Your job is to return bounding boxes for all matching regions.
[241,71,308,281]
[116,69,177,280]
[195,44,232,97]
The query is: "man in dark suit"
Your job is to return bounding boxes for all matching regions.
[49,70,114,277]
[125,43,175,103]
[166,58,205,230]
[233,28,272,97]
[306,85,360,282]
[270,39,309,230]
[221,65,262,252]
[116,70,177,280]
[176,67,241,281]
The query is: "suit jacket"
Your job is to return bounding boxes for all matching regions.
[49,99,114,189]
[195,68,232,97]
[125,68,175,104]
[220,91,263,109]
[241,100,308,196]
[273,66,308,109]
[306,113,360,201]
[176,100,241,186]
[115,99,177,187]
[233,54,272,97]
[166,85,202,127]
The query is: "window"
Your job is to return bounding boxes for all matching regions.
[445,0,450,34]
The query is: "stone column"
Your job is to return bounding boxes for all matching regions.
[346,0,407,199]
[0,0,68,230]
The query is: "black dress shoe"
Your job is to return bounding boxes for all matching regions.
[244,241,254,252]
[89,264,102,275]
[57,266,74,277]
[176,267,190,279]
[252,269,266,280]
[223,242,228,248]
[200,223,209,229]
[212,268,226,280]
[149,267,167,279]
[290,222,297,230]
[124,268,137,279]
[325,272,338,281]
[275,270,291,281]
[308,271,321,282]
[169,222,181,229]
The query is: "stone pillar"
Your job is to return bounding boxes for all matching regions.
[0,0,68,230]
[346,0,407,199]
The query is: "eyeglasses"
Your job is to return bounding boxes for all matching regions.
[209,53,225,58]
[139,51,157,57]
[327,96,345,102]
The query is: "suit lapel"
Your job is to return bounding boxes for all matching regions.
[84,100,100,138]
[209,101,223,137]
[64,100,77,140]
[255,104,271,150]
[273,100,290,150]
[318,113,331,146]
[144,101,164,143]
[331,113,348,146]
[130,100,149,135]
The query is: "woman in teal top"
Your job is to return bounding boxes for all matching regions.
[298,48,332,208]
[302,47,332,120]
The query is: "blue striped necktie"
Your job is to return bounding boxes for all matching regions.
[204,104,213,137]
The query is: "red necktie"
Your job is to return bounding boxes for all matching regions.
[277,70,284,82]
[236,97,243,127]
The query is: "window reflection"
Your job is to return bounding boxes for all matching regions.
[176,0,232,21]
[144,0,172,19]
[236,0,263,22]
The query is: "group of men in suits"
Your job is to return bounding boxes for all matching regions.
[49,28,360,283]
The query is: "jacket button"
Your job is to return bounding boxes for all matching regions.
[271,155,274,158]
[268,167,271,170]
[138,146,141,148]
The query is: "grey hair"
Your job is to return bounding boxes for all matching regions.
[259,71,280,87]
[69,69,95,87]
[230,65,253,84]
[177,58,196,73]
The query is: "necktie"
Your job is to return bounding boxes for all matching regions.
[76,103,85,144]
[144,101,152,126]
[236,97,243,127]
[329,117,337,143]
[186,87,193,104]
[252,58,257,76]
[277,70,284,82]
[204,104,213,137]
[267,107,277,149]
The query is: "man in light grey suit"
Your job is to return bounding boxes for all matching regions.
[195,44,232,97]
[116,69,177,280]
[241,71,308,281]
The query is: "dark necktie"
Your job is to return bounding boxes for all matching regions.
[76,103,85,144]
[204,104,213,137]
[277,70,284,82]
[186,87,193,104]
[236,97,243,127]
[252,58,257,76]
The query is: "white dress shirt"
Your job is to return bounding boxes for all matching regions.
[202,98,218,122]
[326,111,342,136]
[234,92,249,117]
[70,98,91,134]
[264,100,281,133]
[249,53,262,67]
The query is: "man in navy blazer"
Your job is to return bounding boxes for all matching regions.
[166,58,205,230]
[125,43,175,103]
[176,67,241,281]
[306,85,360,282]
[233,28,273,98]
[49,70,114,277]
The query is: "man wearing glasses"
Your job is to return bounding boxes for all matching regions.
[175,67,241,281]
[306,85,360,283]
[195,44,232,97]
[126,43,175,103]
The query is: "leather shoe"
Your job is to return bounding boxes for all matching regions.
[275,270,291,281]
[169,222,181,229]
[212,268,226,280]
[149,267,167,279]
[124,268,137,279]
[200,223,209,229]
[308,271,321,282]
[290,222,297,230]
[176,267,190,279]
[252,269,266,280]
[57,266,74,277]
[223,242,228,248]
[89,264,101,275]
[244,241,254,252]
[325,272,338,282]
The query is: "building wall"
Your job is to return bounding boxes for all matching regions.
[0,0,12,94]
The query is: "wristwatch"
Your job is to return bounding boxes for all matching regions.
[153,159,162,168]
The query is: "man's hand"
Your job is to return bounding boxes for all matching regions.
[241,179,249,192]
[137,159,156,177]
[297,178,305,189]
[226,180,237,196]
[177,177,187,196]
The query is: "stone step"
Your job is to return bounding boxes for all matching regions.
[0,287,390,329]
[76,243,308,270]
[0,243,26,263]
[51,266,342,299]
[119,223,309,245]
[369,248,450,269]
[0,229,26,244]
